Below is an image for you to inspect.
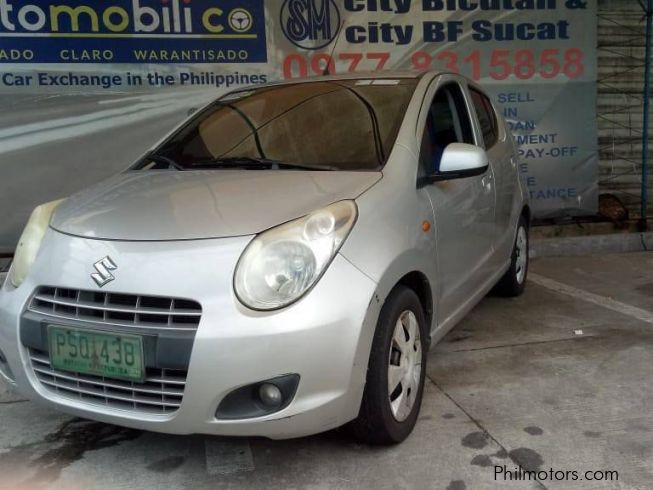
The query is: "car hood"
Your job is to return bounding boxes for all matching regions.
[50,170,382,241]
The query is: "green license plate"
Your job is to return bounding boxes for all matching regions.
[48,325,144,382]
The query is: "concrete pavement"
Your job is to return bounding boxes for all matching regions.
[1,252,652,489]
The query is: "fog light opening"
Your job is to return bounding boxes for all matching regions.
[215,374,300,420]
[258,383,283,408]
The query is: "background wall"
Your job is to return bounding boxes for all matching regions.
[598,0,653,222]
[0,0,605,252]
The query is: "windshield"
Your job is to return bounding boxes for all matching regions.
[141,79,418,171]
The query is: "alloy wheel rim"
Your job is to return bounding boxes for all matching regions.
[515,226,528,284]
[388,310,422,422]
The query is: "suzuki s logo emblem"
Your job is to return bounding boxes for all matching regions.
[91,256,117,288]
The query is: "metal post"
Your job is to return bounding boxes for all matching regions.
[640,0,653,231]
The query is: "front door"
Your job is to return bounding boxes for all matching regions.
[418,79,496,325]
[469,87,518,262]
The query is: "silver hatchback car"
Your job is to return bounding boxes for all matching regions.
[0,71,528,444]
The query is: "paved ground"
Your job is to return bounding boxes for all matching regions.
[1,251,652,490]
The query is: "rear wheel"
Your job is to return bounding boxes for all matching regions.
[494,215,529,297]
[350,286,428,445]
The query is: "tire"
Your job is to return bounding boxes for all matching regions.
[493,215,529,297]
[349,286,428,445]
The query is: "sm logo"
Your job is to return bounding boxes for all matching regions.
[280,0,340,50]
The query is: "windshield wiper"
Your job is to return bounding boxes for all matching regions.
[144,152,185,171]
[189,157,337,171]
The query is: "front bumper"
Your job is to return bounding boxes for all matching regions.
[0,229,379,439]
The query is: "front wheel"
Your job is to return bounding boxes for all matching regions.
[493,215,529,297]
[349,286,428,445]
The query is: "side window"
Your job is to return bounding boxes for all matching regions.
[470,88,498,149]
[419,83,474,177]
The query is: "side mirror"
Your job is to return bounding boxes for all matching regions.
[420,143,489,186]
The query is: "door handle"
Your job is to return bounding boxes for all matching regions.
[481,174,493,192]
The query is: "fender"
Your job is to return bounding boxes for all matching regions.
[337,248,436,426]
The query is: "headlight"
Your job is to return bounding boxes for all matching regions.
[8,199,64,289]
[234,200,358,310]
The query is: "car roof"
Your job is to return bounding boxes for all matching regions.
[223,71,489,101]
[234,70,451,92]
[295,70,427,81]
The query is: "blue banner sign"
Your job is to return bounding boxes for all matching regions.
[0,0,267,63]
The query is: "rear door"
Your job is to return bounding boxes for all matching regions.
[417,77,496,325]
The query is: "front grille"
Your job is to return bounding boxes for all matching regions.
[28,286,202,332]
[29,348,186,414]
[24,287,201,414]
